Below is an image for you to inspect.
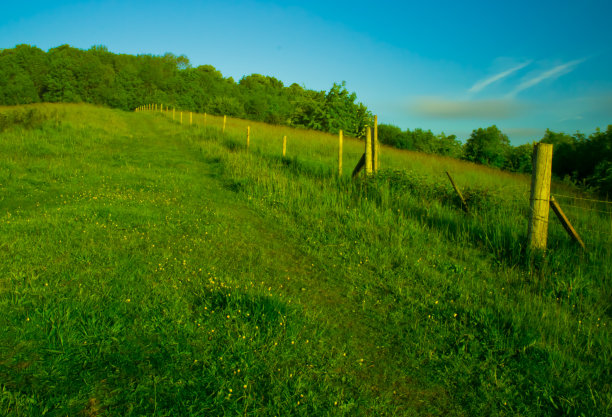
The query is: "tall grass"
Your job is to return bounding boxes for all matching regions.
[1,103,610,416]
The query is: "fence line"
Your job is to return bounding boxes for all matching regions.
[553,194,612,205]
[138,103,611,248]
[557,203,612,215]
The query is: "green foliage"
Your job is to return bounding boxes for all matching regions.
[542,125,612,196]
[463,125,510,168]
[377,123,463,158]
[0,44,369,137]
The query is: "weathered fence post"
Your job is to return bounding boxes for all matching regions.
[446,171,469,213]
[282,135,287,157]
[549,196,586,250]
[373,115,379,172]
[338,130,343,177]
[528,143,554,251]
[246,126,250,150]
[365,127,373,176]
[223,115,226,133]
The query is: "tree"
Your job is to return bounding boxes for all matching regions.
[463,125,510,168]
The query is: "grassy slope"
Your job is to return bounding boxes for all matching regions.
[0,104,610,416]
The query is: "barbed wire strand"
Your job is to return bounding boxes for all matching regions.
[558,203,612,215]
[552,194,612,205]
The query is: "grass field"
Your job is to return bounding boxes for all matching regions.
[1,103,610,416]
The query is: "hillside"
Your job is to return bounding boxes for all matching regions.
[0,103,610,416]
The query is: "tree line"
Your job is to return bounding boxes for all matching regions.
[378,123,611,195]
[0,44,371,137]
[1,44,609,195]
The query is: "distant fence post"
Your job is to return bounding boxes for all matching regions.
[173,108,175,120]
[204,112,207,126]
[247,126,250,150]
[446,171,469,213]
[180,112,183,124]
[365,127,373,176]
[528,143,554,251]
[283,135,287,157]
[373,115,379,172]
[223,115,227,133]
[339,130,343,177]
[190,112,193,126]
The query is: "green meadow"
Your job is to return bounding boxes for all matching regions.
[1,103,610,416]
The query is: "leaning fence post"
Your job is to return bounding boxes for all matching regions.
[549,196,586,250]
[446,171,469,213]
[365,127,373,176]
[528,143,554,251]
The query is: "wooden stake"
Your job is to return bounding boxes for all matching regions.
[352,153,366,178]
[446,171,469,213]
[374,116,379,172]
[550,196,586,250]
[365,127,373,175]
[223,115,226,133]
[180,112,183,124]
[246,126,250,150]
[528,143,554,251]
[338,130,343,177]
[190,112,193,126]
[282,135,287,157]
[173,108,175,120]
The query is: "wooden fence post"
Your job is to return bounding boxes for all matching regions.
[365,127,373,176]
[446,171,469,212]
[173,108,175,120]
[339,130,343,177]
[190,112,193,126]
[223,115,226,133]
[374,115,379,172]
[246,126,250,150]
[204,112,207,126]
[550,196,586,250]
[528,143,554,251]
[180,112,183,124]
[283,135,287,157]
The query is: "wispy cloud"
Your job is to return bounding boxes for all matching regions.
[468,61,531,94]
[410,97,527,119]
[507,59,586,97]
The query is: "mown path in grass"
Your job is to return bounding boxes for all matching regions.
[1,108,460,416]
[142,115,459,413]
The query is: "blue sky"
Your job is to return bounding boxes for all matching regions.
[1,0,611,144]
